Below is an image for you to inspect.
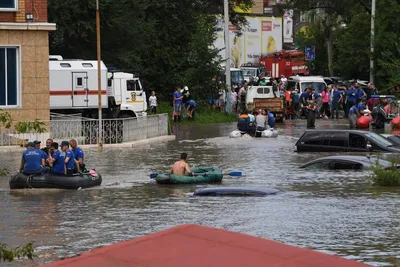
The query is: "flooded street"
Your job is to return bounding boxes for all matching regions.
[0,119,399,266]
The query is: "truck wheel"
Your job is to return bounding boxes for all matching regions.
[119,112,135,118]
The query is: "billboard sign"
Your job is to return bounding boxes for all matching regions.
[214,16,283,68]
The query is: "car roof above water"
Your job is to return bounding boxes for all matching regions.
[194,187,281,196]
[301,129,373,135]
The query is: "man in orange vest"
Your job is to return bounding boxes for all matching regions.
[285,88,293,119]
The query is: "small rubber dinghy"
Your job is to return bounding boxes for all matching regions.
[9,170,102,190]
[229,128,278,138]
[155,167,223,184]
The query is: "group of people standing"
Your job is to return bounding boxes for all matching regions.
[20,139,85,176]
[284,82,379,129]
[172,87,196,122]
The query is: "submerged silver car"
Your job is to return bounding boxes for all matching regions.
[300,155,392,170]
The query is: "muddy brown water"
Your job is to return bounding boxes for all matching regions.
[0,119,399,266]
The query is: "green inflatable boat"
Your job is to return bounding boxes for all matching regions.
[155,167,223,184]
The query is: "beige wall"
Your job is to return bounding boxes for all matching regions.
[0,30,49,122]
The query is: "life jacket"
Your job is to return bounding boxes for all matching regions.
[285,91,291,102]
[237,116,250,132]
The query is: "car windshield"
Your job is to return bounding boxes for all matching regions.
[301,82,326,93]
[231,70,244,85]
[366,133,394,147]
[241,69,257,77]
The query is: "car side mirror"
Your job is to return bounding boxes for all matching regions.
[366,142,373,152]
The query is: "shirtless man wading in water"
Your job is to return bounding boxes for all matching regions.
[171,153,194,176]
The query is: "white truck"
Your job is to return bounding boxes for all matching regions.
[240,63,266,83]
[49,56,147,118]
[246,85,285,122]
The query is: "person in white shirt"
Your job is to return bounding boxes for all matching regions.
[230,87,238,114]
[255,110,267,130]
[149,91,157,114]
[218,88,226,112]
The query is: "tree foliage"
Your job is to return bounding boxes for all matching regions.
[0,110,12,129]
[48,0,252,101]
[285,0,400,90]
[0,242,35,262]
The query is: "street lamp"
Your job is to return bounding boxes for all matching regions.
[96,0,103,152]
[370,0,376,84]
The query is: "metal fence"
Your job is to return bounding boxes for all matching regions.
[0,113,169,146]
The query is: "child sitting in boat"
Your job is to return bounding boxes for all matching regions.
[171,153,194,176]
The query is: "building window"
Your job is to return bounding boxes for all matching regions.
[0,0,17,10]
[0,47,19,107]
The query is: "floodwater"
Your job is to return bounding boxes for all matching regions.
[0,119,399,267]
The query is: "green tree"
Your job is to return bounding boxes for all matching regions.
[284,0,400,90]
[48,0,252,101]
[0,242,35,262]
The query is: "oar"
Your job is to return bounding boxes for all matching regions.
[150,173,159,179]
[224,171,243,176]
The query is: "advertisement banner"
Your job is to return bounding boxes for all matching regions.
[244,17,261,63]
[214,16,283,68]
[260,18,282,54]
[283,17,293,43]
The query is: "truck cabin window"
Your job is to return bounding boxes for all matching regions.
[127,80,140,91]
[257,87,270,95]
[301,82,326,94]
[107,79,112,87]
[242,69,257,77]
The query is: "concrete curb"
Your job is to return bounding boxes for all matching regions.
[0,135,176,152]
[81,135,176,149]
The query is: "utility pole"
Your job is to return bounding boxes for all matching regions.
[370,0,376,84]
[224,0,231,113]
[96,0,103,152]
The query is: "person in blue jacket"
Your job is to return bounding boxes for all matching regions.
[61,141,76,174]
[357,98,367,116]
[19,142,48,175]
[265,108,275,129]
[348,103,360,129]
[186,99,196,120]
[48,142,65,174]
[70,139,84,172]
[48,141,76,175]
[346,84,357,116]
[356,84,367,104]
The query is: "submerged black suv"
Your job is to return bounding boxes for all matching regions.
[295,130,400,153]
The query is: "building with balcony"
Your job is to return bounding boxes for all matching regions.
[0,0,55,122]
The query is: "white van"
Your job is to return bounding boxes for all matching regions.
[287,76,327,94]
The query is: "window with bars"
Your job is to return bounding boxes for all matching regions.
[0,47,19,107]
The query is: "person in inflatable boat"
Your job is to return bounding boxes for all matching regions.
[70,139,85,171]
[237,110,256,134]
[255,110,267,131]
[48,141,79,175]
[20,142,49,175]
[265,107,275,129]
[171,153,194,176]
